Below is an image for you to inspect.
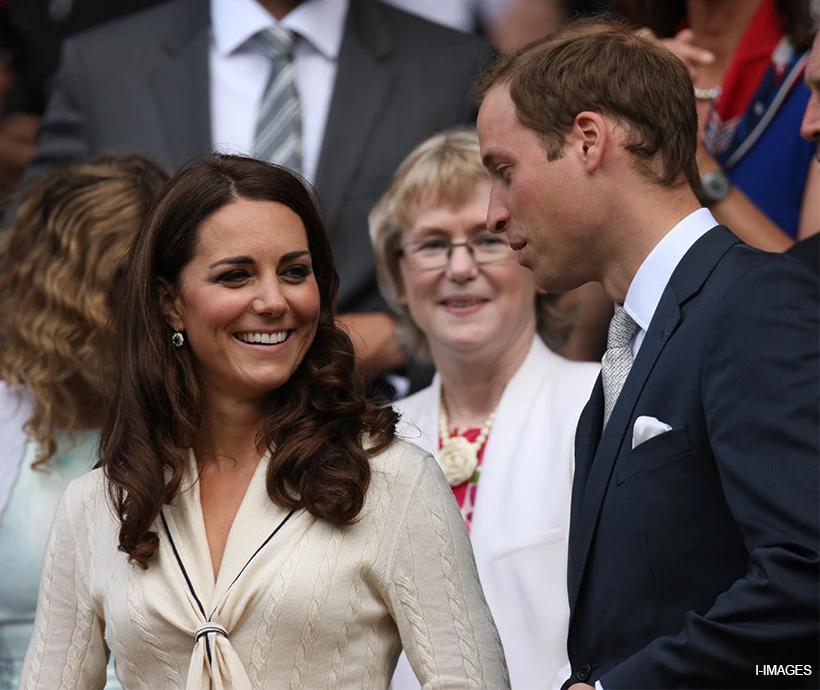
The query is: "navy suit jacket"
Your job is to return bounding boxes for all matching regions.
[565,226,819,688]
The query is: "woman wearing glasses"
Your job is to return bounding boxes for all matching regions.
[370,128,600,690]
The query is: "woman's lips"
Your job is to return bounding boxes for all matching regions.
[440,297,488,315]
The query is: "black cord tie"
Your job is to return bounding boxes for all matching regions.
[194,623,229,643]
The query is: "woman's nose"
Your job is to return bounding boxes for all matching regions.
[251,277,288,316]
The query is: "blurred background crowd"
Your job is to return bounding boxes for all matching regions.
[0,0,817,687]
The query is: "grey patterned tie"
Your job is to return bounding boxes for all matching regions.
[251,26,302,174]
[601,306,640,428]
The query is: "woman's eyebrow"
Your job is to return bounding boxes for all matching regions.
[208,256,254,269]
[279,250,311,264]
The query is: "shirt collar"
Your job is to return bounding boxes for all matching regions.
[624,208,718,331]
[211,0,348,59]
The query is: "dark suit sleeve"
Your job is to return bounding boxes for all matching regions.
[14,38,91,196]
[602,257,819,688]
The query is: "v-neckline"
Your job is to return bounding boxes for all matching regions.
[175,450,288,611]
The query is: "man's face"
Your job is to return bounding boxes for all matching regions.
[800,34,820,162]
[477,84,594,293]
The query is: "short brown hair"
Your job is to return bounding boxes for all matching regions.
[369,128,575,360]
[474,18,701,194]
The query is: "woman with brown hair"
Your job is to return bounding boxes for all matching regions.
[631,0,818,251]
[0,153,169,688]
[19,155,509,690]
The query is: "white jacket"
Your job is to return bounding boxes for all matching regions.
[391,337,599,690]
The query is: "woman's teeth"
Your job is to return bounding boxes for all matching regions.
[445,299,482,307]
[236,331,288,345]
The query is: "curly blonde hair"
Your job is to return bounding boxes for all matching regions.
[0,153,169,468]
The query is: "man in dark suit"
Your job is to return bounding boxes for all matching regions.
[476,18,819,689]
[18,0,493,383]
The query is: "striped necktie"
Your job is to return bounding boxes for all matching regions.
[250,26,302,174]
[601,306,640,428]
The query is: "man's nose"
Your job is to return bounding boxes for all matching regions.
[800,96,820,147]
[486,187,510,234]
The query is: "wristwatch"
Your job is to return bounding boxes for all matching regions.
[699,170,733,206]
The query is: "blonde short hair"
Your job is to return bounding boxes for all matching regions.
[369,128,574,361]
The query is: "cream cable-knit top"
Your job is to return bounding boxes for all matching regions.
[19,439,509,689]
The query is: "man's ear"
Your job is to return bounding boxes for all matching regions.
[571,111,608,173]
[157,278,184,330]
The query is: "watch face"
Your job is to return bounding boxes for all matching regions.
[701,171,732,205]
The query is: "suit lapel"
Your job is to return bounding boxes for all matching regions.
[568,226,742,613]
[313,0,395,228]
[568,377,603,552]
[149,0,211,168]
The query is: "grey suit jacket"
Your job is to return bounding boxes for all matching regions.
[20,0,494,312]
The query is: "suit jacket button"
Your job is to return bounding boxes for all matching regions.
[577,663,591,681]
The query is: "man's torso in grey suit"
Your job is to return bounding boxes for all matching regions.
[20,0,495,313]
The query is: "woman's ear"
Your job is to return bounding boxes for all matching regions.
[157,278,184,330]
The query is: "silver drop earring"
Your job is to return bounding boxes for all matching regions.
[172,330,185,348]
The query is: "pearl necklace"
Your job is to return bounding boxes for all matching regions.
[437,395,497,487]
[694,85,722,101]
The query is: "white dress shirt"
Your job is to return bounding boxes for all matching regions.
[209,0,348,183]
[624,208,717,356]
[594,206,717,690]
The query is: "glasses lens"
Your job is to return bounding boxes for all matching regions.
[406,239,449,270]
[470,233,514,264]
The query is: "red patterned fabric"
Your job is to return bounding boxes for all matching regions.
[439,427,487,533]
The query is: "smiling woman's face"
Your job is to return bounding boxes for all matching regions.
[397,180,538,365]
[163,197,320,405]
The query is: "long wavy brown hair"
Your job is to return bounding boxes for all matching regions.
[0,154,169,467]
[630,0,814,52]
[100,154,398,569]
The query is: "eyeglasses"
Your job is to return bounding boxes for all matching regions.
[396,232,516,271]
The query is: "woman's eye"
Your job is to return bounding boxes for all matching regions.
[416,239,448,253]
[282,265,311,280]
[218,269,249,284]
[475,234,505,247]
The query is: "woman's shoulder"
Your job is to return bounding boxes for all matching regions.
[61,467,110,514]
[367,437,442,498]
[393,383,436,419]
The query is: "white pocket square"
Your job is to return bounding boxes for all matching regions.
[632,415,673,449]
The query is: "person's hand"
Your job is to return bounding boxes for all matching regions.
[567,684,594,690]
[637,28,714,80]
[0,112,39,192]
[336,311,408,379]
[488,0,566,54]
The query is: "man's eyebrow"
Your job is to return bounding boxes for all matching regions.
[208,256,254,269]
